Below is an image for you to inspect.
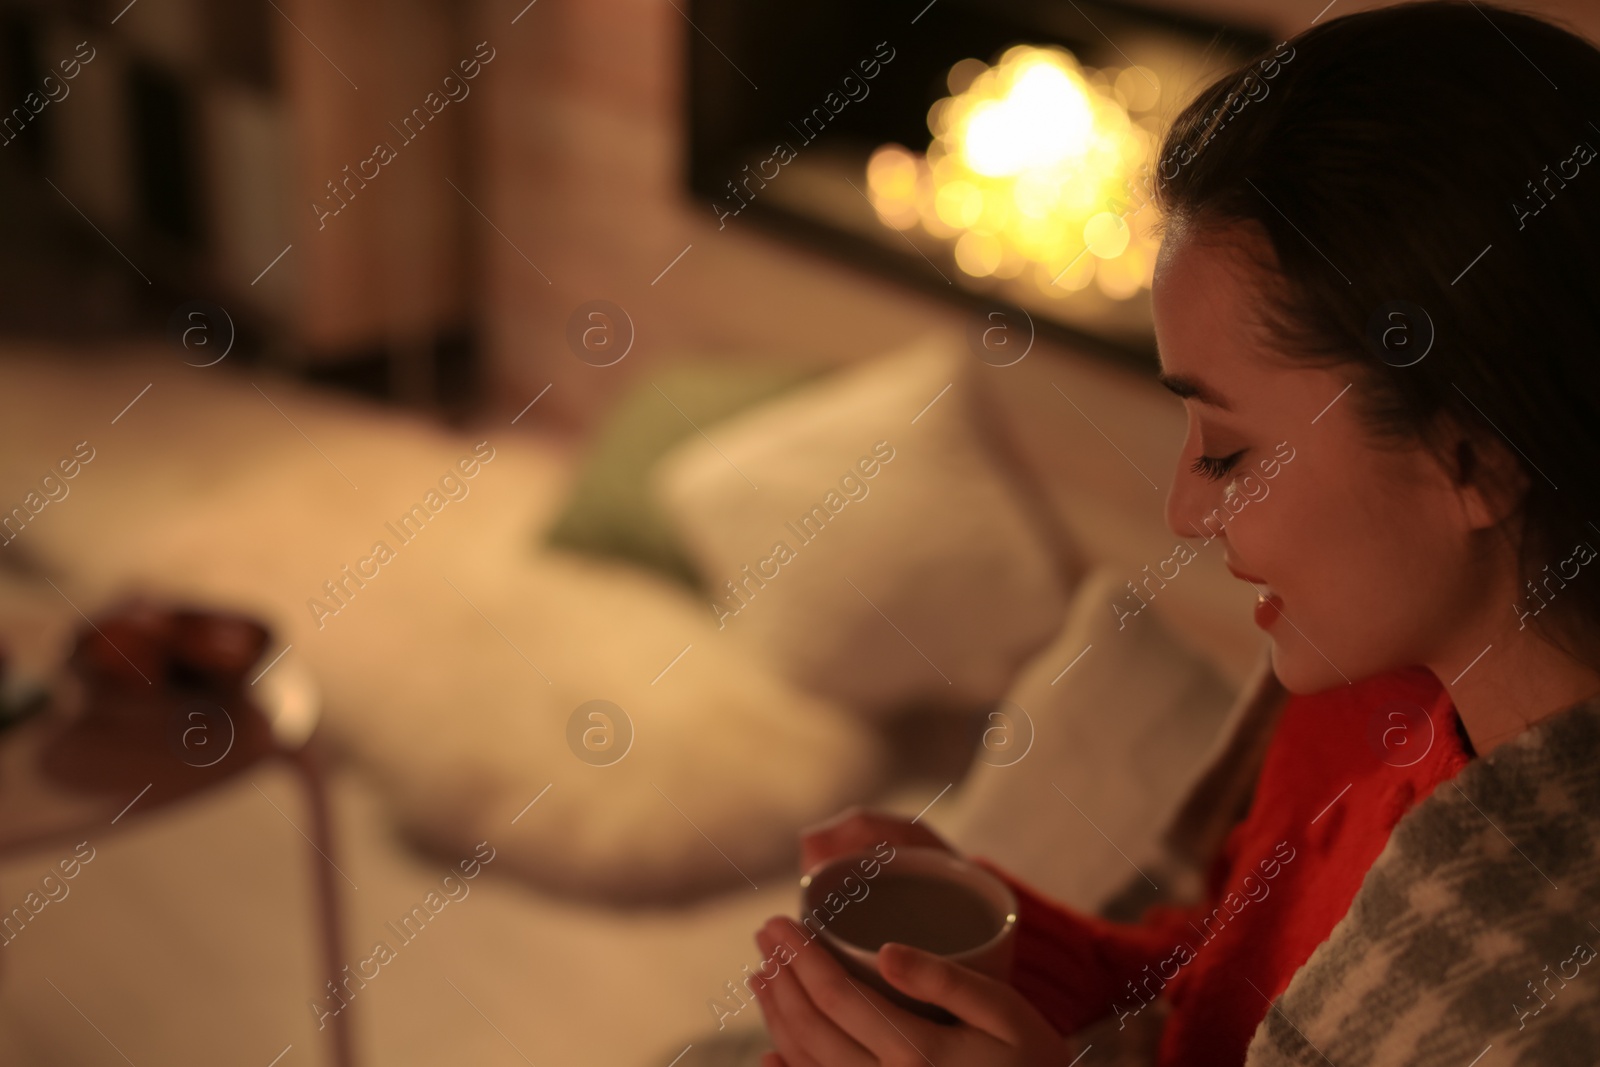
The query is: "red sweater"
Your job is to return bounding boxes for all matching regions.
[973,665,1473,1064]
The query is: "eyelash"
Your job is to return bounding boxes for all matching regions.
[1190,449,1245,481]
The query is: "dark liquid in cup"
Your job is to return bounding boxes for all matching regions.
[823,872,1002,955]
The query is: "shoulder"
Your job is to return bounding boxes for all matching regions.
[1244,697,1600,1066]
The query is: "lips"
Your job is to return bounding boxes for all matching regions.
[1227,561,1284,630]
[1246,580,1279,601]
[1226,562,1279,599]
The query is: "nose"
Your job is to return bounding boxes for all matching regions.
[1164,455,1226,544]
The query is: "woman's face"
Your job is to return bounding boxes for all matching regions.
[1151,226,1508,693]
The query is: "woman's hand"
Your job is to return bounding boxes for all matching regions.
[800,806,955,872]
[751,916,1075,1067]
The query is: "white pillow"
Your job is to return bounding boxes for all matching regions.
[933,566,1239,914]
[301,550,892,904]
[654,334,1077,716]
[962,344,1264,689]
[0,349,892,904]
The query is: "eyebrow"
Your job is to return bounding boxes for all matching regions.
[1156,371,1234,412]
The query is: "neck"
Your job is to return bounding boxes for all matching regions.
[1433,612,1600,758]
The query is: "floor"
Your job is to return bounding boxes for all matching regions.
[0,747,852,1066]
[0,563,951,1067]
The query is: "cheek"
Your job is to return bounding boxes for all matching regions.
[1352,475,1479,615]
[1236,473,1370,688]
[1226,464,1324,589]
[1250,446,1468,685]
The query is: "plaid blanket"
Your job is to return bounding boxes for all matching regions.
[669,660,1600,1067]
[1244,694,1600,1066]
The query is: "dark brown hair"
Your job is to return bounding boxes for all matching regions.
[1154,0,1600,670]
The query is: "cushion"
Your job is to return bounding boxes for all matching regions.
[963,346,1265,689]
[303,550,891,904]
[932,566,1239,915]
[654,333,1080,716]
[0,348,889,903]
[542,360,822,587]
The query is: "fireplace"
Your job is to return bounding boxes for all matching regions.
[685,0,1271,368]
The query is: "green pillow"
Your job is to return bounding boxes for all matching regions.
[542,361,824,588]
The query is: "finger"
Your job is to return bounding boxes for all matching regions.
[798,804,867,840]
[752,932,819,1067]
[800,809,949,871]
[776,919,946,1063]
[877,942,1031,1042]
[756,921,875,1067]
[799,808,889,870]
[759,1055,786,1067]
[754,1007,807,1067]
[756,938,868,1067]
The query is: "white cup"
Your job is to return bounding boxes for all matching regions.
[797,845,1018,1023]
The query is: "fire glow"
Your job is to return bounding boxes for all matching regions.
[866,45,1163,301]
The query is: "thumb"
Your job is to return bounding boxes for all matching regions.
[877,943,1025,1041]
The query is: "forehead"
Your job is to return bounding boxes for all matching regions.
[1151,227,1280,408]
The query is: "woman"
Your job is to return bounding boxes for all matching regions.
[747,2,1600,1064]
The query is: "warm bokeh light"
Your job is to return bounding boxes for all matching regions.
[867,45,1163,302]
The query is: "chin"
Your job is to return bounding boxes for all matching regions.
[1268,640,1355,695]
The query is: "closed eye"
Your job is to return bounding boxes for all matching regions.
[1190,449,1245,481]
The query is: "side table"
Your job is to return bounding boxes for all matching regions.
[0,649,354,1067]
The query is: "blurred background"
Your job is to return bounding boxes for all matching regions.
[0,0,1595,1064]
